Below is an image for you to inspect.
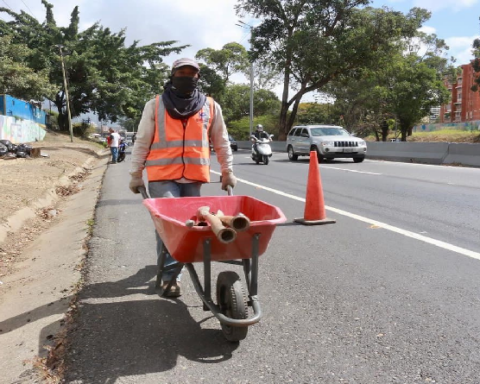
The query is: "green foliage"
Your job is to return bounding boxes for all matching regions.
[221,84,280,124]
[329,31,453,141]
[295,103,333,125]
[196,43,249,84]
[236,0,432,138]
[0,2,186,131]
[198,64,226,100]
[228,114,278,140]
[0,35,55,100]
[472,35,480,92]
[72,122,95,137]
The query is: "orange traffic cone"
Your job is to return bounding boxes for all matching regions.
[294,151,336,225]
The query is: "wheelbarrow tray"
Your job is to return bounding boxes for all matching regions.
[143,195,286,263]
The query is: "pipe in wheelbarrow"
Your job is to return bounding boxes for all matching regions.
[185,263,262,327]
[216,210,251,232]
[197,206,237,244]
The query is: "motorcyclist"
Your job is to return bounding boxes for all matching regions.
[252,124,271,155]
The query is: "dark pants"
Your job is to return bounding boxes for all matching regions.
[148,181,202,281]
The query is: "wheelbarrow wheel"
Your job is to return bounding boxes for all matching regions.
[216,271,249,342]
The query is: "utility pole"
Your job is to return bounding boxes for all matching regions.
[237,21,255,137]
[56,45,73,142]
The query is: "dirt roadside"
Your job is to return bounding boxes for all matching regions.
[0,132,111,383]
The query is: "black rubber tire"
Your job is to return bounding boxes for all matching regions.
[216,271,249,342]
[263,155,269,165]
[117,153,125,163]
[315,150,324,163]
[353,157,365,163]
[287,145,298,161]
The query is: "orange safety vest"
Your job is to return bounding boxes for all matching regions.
[145,95,214,183]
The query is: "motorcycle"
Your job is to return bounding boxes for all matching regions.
[117,139,127,163]
[251,134,274,165]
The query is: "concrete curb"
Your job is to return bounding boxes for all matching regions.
[0,147,108,246]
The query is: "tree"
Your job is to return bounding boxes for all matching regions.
[295,102,331,125]
[197,64,226,100]
[387,54,450,141]
[471,31,480,92]
[0,2,186,131]
[236,1,432,139]
[330,31,454,141]
[0,35,54,100]
[196,43,249,85]
[221,84,280,123]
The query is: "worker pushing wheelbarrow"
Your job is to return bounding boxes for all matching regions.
[128,57,286,341]
[139,186,286,341]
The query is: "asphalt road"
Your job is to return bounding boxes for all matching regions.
[65,149,480,383]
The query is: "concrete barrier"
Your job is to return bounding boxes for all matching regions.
[237,141,286,152]
[236,140,480,167]
[366,142,449,165]
[443,143,480,167]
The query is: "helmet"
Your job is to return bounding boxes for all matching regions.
[256,124,264,131]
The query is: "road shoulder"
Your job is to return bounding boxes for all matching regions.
[0,155,108,384]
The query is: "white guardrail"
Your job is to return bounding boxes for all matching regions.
[236,141,480,167]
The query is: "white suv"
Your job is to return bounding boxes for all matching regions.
[286,125,367,163]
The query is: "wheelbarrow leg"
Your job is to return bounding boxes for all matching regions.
[203,238,212,311]
[155,246,167,289]
[250,233,260,296]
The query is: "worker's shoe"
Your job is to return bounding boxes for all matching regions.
[161,280,182,297]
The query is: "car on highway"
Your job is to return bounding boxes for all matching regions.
[210,135,238,152]
[286,125,367,163]
[228,134,238,152]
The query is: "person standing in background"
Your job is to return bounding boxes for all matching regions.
[108,128,121,164]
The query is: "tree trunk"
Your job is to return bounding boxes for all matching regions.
[54,92,69,131]
[381,125,389,141]
[278,29,293,141]
[278,101,289,141]
[287,95,302,133]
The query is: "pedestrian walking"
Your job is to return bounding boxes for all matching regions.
[128,58,237,297]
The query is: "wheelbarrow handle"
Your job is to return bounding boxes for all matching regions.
[139,185,230,199]
[138,186,149,200]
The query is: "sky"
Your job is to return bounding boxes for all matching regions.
[1,0,479,119]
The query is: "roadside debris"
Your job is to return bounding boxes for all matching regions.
[0,139,41,160]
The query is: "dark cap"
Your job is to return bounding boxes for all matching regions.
[171,58,200,73]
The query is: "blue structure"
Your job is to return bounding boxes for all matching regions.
[0,94,46,126]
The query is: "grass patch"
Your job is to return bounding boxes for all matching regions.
[86,218,95,235]
[409,130,480,143]
[365,130,480,143]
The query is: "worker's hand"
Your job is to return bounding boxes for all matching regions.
[129,173,145,194]
[221,170,237,191]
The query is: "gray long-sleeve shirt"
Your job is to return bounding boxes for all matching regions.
[129,97,233,181]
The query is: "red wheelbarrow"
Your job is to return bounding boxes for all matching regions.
[140,187,286,342]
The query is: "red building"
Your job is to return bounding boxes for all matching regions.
[440,63,480,123]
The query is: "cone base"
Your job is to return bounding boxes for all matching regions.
[294,217,336,226]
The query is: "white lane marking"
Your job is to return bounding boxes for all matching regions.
[211,171,480,261]
[322,166,382,175]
